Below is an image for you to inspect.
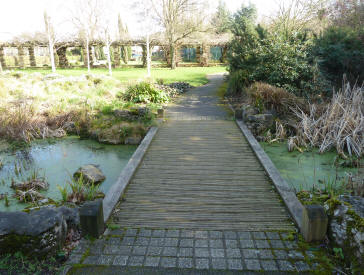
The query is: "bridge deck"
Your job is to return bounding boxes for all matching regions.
[111,119,294,231]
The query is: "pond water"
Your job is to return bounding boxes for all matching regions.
[0,137,136,211]
[260,142,358,192]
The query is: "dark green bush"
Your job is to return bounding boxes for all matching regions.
[311,26,364,86]
[122,82,169,104]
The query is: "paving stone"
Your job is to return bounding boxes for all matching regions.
[252,232,266,239]
[164,238,179,247]
[139,229,152,237]
[270,240,285,249]
[295,261,311,271]
[163,247,178,256]
[265,232,280,240]
[129,256,145,266]
[180,239,193,247]
[181,230,194,238]
[209,231,223,239]
[255,240,270,249]
[240,239,255,248]
[107,237,122,245]
[125,229,138,237]
[227,259,243,270]
[104,245,123,254]
[178,257,193,268]
[224,231,237,239]
[132,246,147,256]
[82,255,99,265]
[178,247,193,257]
[242,249,260,259]
[145,256,160,267]
[209,239,224,248]
[259,250,274,259]
[280,232,290,240]
[115,246,132,255]
[261,260,278,271]
[152,230,166,237]
[121,237,135,246]
[211,248,225,258]
[245,259,261,271]
[273,250,288,259]
[284,241,298,249]
[113,255,128,266]
[147,246,163,256]
[89,243,104,255]
[195,248,209,257]
[195,231,208,239]
[160,257,177,268]
[67,254,82,264]
[150,238,165,246]
[277,260,295,271]
[195,239,208,248]
[288,250,305,259]
[195,258,209,269]
[166,230,180,237]
[211,258,227,269]
[226,248,241,258]
[238,232,252,239]
[97,255,114,265]
[106,228,124,236]
[225,239,238,248]
[135,237,150,246]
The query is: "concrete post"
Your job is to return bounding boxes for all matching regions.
[113,45,121,68]
[79,199,105,238]
[301,205,328,242]
[56,46,69,68]
[17,46,25,68]
[0,46,6,69]
[28,46,36,67]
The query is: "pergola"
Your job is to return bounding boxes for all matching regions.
[0,33,231,69]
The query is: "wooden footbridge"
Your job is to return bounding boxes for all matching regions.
[110,74,294,231]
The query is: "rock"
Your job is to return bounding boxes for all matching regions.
[247,113,274,124]
[63,121,76,134]
[241,105,258,120]
[114,109,132,120]
[74,165,106,184]
[0,208,68,255]
[137,107,149,117]
[125,136,142,145]
[325,196,364,268]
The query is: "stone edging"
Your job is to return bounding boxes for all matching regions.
[235,120,304,230]
[103,127,159,223]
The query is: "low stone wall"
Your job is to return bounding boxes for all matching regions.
[0,206,79,256]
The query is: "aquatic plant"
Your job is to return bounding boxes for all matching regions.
[57,185,68,202]
[293,81,363,158]
[14,189,44,203]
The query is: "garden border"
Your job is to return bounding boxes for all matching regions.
[235,119,304,230]
[102,126,159,223]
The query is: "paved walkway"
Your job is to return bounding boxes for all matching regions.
[66,74,317,274]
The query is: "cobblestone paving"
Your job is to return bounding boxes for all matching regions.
[67,228,316,273]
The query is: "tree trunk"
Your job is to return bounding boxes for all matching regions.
[106,44,112,76]
[170,43,176,70]
[86,38,90,73]
[146,33,151,77]
[47,34,56,72]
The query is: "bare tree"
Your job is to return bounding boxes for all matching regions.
[71,0,104,73]
[270,0,329,37]
[151,0,208,69]
[44,11,56,73]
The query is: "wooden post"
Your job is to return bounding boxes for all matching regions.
[0,46,6,70]
[17,46,25,69]
[113,45,121,68]
[28,46,36,67]
[56,46,69,68]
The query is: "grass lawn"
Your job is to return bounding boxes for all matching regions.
[17,66,227,87]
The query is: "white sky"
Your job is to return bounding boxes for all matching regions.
[0,0,280,41]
